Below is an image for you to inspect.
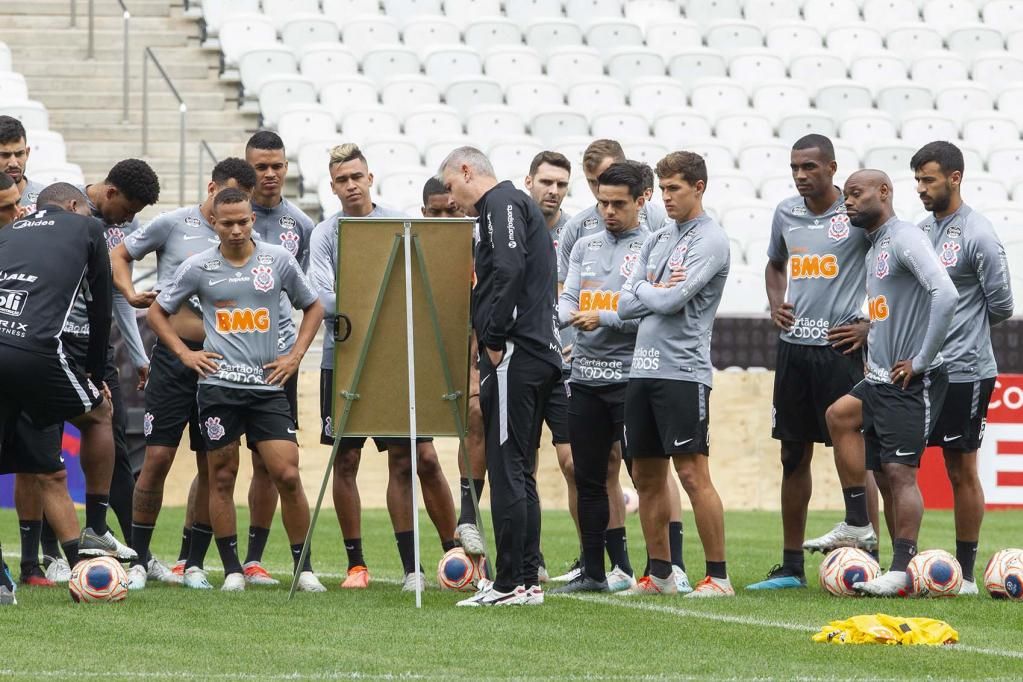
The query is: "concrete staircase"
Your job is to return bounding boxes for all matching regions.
[2,0,261,221]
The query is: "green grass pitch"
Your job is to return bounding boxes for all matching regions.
[2,507,1022,680]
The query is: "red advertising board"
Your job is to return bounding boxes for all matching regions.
[920,374,1023,509]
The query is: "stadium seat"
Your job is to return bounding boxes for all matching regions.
[262,0,320,28]
[685,0,743,27]
[934,81,993,126]
[751,81,810,126]
[833,141,862,178]
[759,173,797,205]
[705,20,765,56]
[361,137,423,176]
[1011,179,1023,201]
[523,19,584,59]
[962,173,1009,208]
[25,129,67,168]
[555,135,596,168]
[585,20,645,57]
[685,138,736,172]
[546,47,606,88]
[667,49,729,91]
[875,82,935,121]
[1008,28,1023,55]
[444,77,504,117]
[645,21,704,61]
[962,112,1021,155]
[377,166,430,207]
[590,110,650,138]
[899,111,959,148]
[776,109,837,140]
[300,46,360,91]
[238,47,298,98]
[566,0,625,23]
[383,0,444,22]
[323,0,382,24]
[744,236,772,269]
[319,76,379,122]
[201,0,260,38]
[911,52,970,85]
[280,16,339,54]
[864,0,921,26]
[465,105,527,145]
[606,48,667,87]
[463,18,524,54]
[958,144,987,175]
[277,104,337,157]
[629,77,687,117]
[483,47,544,83]
[825,23,885,65]
[742,0,802,28]
[0,73,28,102]
[0,100,48,131]
[297,136,344,186]
[442,0,502,29]
[861,140,917,171]
[983,0,1023,32]
[840,109,898,146]
[218,15,277,67]
[402,105,465,149]
[567,78,627,115]
[690,78,749,120]
[703,172,758,212]
[788,51,848,90]
[505,0,565,25]
[850,51,909,94]
[946,25,1006,61]
[341,16,402,60]
[361,45,421,84]
[923,0,980,36]
[624,0,683,31]
[622,138,669,165]
[340,107,403,141]
[422,46,483,88]
[258,76,316,127]
[889,172,920,218]
[719,265,769,314]
[715,111,775,153]
[997,85,1023,129]
[487,136,545,180]
[423,136,473,167]
[380,75,442,118]
[505,77,565,119]
[984,204,1023,240]
[803,0,862,32]
[764,22,824,63]
[402,16,462,56]
[882,24,944,61]
[652,110,714,144]
[719,201,775,243]
[29,162,84,187]
[727,49,787,91]
[737,142,790,185]
[987,145,1023,186]
[317,175,342,214]
[972,53,1023,93]
[531,107,591,146]
[813,81,874,120]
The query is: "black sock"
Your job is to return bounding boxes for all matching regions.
[956,540,979,582]
[290,543,312,573]
[61,539,80,567]
[187,523,214,570]
[649,558,672,580]
[177,526,192,563]
[842,486,869,527]
[457,477,485,526]
[891,537,917,573]
[245,526,270,565]
[669,521,685,571]
[869,548,880,562]
[643,553,650,577]
[215,534,243,576]
[344,537,365,570]
[18,519,42,575]
[130,523,155,569]
[605,527,633,576]
[41,519,61,561]
[441,539,457,552]
[395,531,416,575]
[706,560,728,580]
[84,493,110,536]
[782,549,804,577]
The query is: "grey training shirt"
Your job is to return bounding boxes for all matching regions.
[557,201,667,283]
[863,217,958,384]
[18,178,45,211]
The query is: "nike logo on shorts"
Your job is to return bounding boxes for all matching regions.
[943,434,962,442]
[287,427,297,434]
[894,449,915,457]
[673,438,693,447]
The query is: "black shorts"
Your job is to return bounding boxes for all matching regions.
[0,343,103,428]
[285,372,299,423]
[772,341,864,446]
[318,368,433,451]
[143,339,203,452]
[197,384,297,451]
[540,370,571,447]
[926,378,996,452]
[569,381,626,455]
[0,412,64,475]
[853,367,949,471]
[624,378,710,458]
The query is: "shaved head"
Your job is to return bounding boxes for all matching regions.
[847,169,891,188]
[843,169,894,232]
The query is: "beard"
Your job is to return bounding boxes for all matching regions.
[849,207,879,229]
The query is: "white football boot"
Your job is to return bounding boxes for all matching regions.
[803,522,878,554]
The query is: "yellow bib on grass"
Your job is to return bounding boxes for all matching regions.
[812,614,958,646]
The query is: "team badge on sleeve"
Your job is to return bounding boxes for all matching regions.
[252,265,275,292]
[875,251,890,279]
[828,214,850,241]
[939,241,960,268]
[280,231,300,256]
[143,412,154,437]
[185,216,201,228]
[105,227,125,250]
[205,417,225,441]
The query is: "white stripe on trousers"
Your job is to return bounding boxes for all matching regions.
[496,341,514,445]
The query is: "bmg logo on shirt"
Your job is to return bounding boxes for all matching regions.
[790,254,838,279]
[868,295,889,322]
[0,289,28,316]
[215,307,270,333]
[579,289,620,311]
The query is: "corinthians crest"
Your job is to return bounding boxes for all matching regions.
[875,251,890,279]
[828,214,850,241]
[252,265,274,292]
[939,240,961,268]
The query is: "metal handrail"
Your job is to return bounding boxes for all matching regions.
[142,46,187,206]
[73,1,131,122]
[197,140,218,203]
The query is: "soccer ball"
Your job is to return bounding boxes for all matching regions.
[437,548,476,591]
[622,486,639,514]
[69,556,129,603]
[983,548,1023,600]
[907,549,963,597]
[818,547,880,596]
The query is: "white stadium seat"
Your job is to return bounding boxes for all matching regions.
[402,16,462,56]
[705,20,765,56]
[685,138,736,173]
[719,265,769,315]
[585,20,645,58]
[0,100,48,131]
[444,77,505,117]
[297,137,344,186]
[280,16,339,54]
[744,236,772,269]
[201,0,260,38]
[833,142,862,180]
[889,171,919,218]
[377,166,430,207]
[323,0,382,24]
[875,82,935,121]
[300,46,359,91]
[883,24,943,61]
[341,16,402,59]
[803,0,863,33]
[690,78,749,120]
[934,81,994,126]
[984,204,1023,241]
[849,51,909,94]
[813,80,874,119]
[719,201,776,245]
[361,137,423,176]
[340,108,402,141]
[25,129,67,168]
[788,51,848,90]
[361,45,421,84]
[840,109,899,146]
[565,0,624,23]
[218,14,276,67]
[422,46,483,88]
[622,138,669,165]
[0,73,28,102]
[652,110,714,144]
[714,111,775,154]
[667,48,729,91]
[505,77,565,119]
[463,17,524,54]
[737,142,790,185]
[752,81,811,125]
[764,22,823,63]
[922,0,980,36]
[505,0,564,25]
[442,0,502,29]
[384,0,444,22]
[759,173,797,206]
[946,25,1006,61]
[530,107,591,146]
[861,140,917,170]
[825,23,885,65]
[972,53,1023,93]
[546,47,605,88]
[258,76,316,128]
[962,112,1021,155]
[605,48,666,87]
[864,0,920,26]
[262,0,320,28]
[590,110,650,138]
[625,0,683,32]
[317,176,341,215]
[983,0,1023,32]
[422,136,473,167]
[727,49,787,91]
[483,47,544,83]
[962,173,1009,209]
[380,75,442,119]
[742,0,802,28]
[645,21,704,60]
[277,104,337,156]
[776,109,837,140]
[997,85,1023,129]
[686,0,743,27]
[567,78,628,115]
[238,46,298,98]
[29,162,84,187]
[319,77,379,122]
[465,105,527,145]
[630,77,687,117]
[987,145,1023,186]
[911,52,970,85]
[402,105,465,149]
[523,19,584,59]
[487,136,545,180]
[703,172,757,212]
[555,135,596,171]
[899,111,959,148]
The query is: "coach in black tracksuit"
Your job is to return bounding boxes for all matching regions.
[440,147,561,603]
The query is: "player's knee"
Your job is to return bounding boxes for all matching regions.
[559,453,575,481]
[79,398,112,426]
[274,465,301,495]
[210,463,238,493]
[780,441,810,479]
[416,450,441,477]
[141,449,175,480]
[37,469,68,492]
[389,455,412,479]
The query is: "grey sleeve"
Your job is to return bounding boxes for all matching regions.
[308,221,336,315]
[898,231,959,374]
[123,213,173,260]
[155,259,200,315]
[281,253,319,310]
[557,220,581,284]
[557,241,582,328]
[617,236,654,320]
[113,292,149,368]
[632,236,729,315]
[297,213,316,271]
[973,228,1015,325]
[766,207,788,264]
[598,309,640,333]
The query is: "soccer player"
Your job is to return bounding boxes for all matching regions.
[0,116,45,211]
[748,135,873,590]
[242,130,317,584]
[837,170,958,597]
[617,151,733,597]
[421,177,463,218]
[110,158,258,589]
[911,142,1014,593]
[439,147,561,607]
[148,187,326,593]
[551,162,650,594]
[309,144,457,590]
